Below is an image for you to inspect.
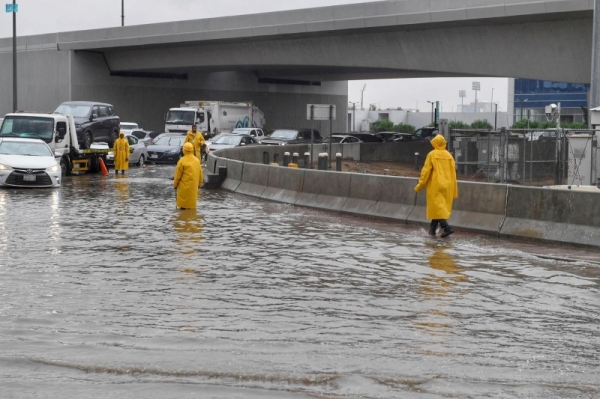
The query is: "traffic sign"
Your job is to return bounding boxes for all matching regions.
[6,3,18,12]
[307,104,336,120]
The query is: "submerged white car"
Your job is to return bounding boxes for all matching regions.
[0,137,61,188]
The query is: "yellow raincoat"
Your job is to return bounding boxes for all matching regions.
[174,142,202,209]
[113,132,130,171]
[414,134,458,220]
[185,130,206,159]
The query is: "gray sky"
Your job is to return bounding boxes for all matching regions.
[1,0,508,112]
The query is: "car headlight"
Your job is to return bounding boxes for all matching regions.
[279,142,287,146]
[0,163,13,171]
[46,164,60,173]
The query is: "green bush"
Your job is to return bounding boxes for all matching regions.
[470,119,493,129]
[393,123,415,133]
[372,119,394,132]
[449,121,470,129]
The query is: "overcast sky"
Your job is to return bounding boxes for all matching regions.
[0,0,508,112]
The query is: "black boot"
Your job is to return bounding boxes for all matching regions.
[441,226,454,238]
[429,221,438,236]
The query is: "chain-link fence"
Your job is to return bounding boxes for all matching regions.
[449,129,599,187]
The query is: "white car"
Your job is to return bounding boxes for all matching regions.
[230,127,268,141]
[0,137,61,187]
[106,134,149,167]
[206,133,260,151]
[120,122,139,135]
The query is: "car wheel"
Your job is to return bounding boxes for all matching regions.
[137,154,145,167]
[83,131,93,149]
[60,158,71,177]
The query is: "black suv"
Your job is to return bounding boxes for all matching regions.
[260,128,323,146]
[413,126,439,142]
[54,101,121,149]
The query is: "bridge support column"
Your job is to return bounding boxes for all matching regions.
[590,0,600,126]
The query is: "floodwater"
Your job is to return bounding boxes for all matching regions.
[0,165,599,399]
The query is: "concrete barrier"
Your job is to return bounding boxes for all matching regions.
[235,162,270,197]
[501,185,600,246]
[219,158,243,192]
[450,181,507,234]
[262,165,305,204]
[341,173,416,222]
[296,169,351,211]
[209,146,600,249]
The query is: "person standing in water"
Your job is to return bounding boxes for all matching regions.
[414,134,458,237]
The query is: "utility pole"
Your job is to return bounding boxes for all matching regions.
[121,0,125,26]
[9,0,18,112]
[349,102,358,132]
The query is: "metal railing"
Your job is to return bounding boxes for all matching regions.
[449,129,599,187]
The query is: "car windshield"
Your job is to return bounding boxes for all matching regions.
[153,135,184,146]
[0,141,53,157]
[54,104,91,118]
[327,136,344,143]
[131,131,146,139]
[213,135,241,146]
[165,110,195,124]
[0,116,55,143]
[269,130,297,140]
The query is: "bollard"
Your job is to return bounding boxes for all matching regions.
[318,153,326,170]
[263,151,269,165]
[414,152,420,170]
[336,153,342,171]
[304,152,310,169]
[273,153,279,164]
[283,152,290,166]
[292,152,299,164]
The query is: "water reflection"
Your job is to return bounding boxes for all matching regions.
[172,209,204,261]
[415,242,469,335]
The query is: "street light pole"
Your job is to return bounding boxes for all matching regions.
[472,81,480,113]
[459,90,466,113]
[349,102,358,132]
[12,0,17,112]
[427,100,434,125]
[121,0,125,26]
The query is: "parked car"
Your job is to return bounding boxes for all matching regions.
[526,130,558,141]
[146,133,186,164]
[120,122,139,135]
[413,126,439,141]
[230,127,268,141]
[53,101,121,149]
[128,129,157,146]
[345,133,385,142]
[322,134,362,144]
[390,133,420,142]
[206,133,260,152]
[0,137,61,188]
[374,131,398,141]
[261,128,322,146]
[106,134,149,167]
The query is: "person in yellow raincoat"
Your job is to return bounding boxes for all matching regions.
[113,132,130,175]
[414,134,458,237]
[184,124,206,160]
[174,142,202,209]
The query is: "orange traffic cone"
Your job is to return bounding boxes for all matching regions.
[99,157,109,176]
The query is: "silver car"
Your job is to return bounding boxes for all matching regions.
[106,134,149,167]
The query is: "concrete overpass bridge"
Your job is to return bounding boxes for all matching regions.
[0,0,595,132]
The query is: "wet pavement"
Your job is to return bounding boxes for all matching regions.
[0,164,599,398]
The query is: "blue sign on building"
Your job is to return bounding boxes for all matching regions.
[5,3,18,12]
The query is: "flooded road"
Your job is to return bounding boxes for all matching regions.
[0,164,599,398]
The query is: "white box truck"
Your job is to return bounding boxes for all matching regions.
[164,101,265,138]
